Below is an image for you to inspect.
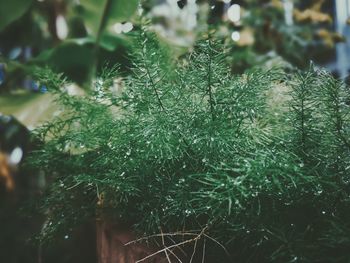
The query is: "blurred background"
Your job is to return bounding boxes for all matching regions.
[1,0,350,125]
[0,0,350,262]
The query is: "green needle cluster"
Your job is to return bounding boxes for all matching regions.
[29,32,350,262]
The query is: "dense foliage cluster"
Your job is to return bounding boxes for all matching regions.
[29,33,350,262]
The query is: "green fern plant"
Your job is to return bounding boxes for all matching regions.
[28,32,350,262]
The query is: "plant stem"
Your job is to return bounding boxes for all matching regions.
[207,40,215,121]
[90,0,113,86]
[146,65,165,111]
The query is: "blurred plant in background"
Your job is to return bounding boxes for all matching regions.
[0,0,139,90]
[204,0,343,72]
[0,0,345,93]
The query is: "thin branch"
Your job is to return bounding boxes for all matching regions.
[146,65,165,111]
[160,229,172,263]
[203,234,230,256]
[125,232,198,246]
[164,248,172,263]
[201,238,206,263]
[167,236,188,257]
[166,248,183,263]
[207,40,215,121]
[139,38,166,111]
[330,81,350,150]
[189,237,198,263]
[135,238,197,263]
[90,0,113,81]
[135,227,208,263]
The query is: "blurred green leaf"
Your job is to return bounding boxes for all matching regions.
[79,0,139,36]
[30,34,130,84]
[68,33,130,51]
[43,42,94,84]
[0,0,33,31]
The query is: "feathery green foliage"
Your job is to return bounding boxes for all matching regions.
[28,32,350,262]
